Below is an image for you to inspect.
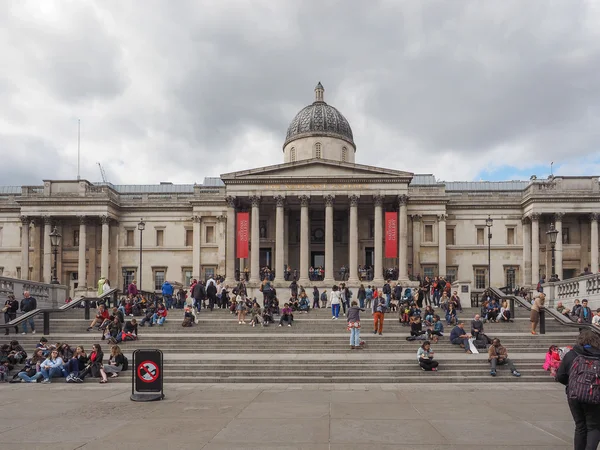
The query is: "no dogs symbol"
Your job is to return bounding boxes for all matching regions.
[137,360,160,383]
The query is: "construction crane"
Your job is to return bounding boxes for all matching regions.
[97,162,108,183]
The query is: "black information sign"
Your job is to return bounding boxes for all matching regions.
[130,349,165,402]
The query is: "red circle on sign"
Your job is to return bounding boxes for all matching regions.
[137,360,160,383]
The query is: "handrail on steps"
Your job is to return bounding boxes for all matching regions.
[1,288,120,335]
[488,286,600,336]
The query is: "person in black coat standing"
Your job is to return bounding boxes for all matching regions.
[556,330,600,450]
[3,294,19,335]
[192,281,206,311]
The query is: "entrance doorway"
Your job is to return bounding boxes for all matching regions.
[259,248,272,269]
[68,272,78,298]
[311,251,325,268]
[365,247,374,267]
[563,269,576,280]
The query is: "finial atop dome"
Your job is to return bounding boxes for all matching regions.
[314,81,324,103]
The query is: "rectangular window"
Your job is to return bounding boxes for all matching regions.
[475,268,487,289]
[16,267,21,279]
[126,230,134,247]
[562,227,570,245]
[122,269,136,293]
[204,266,215,280]
[477,228,484,245]
[156,229,164,247]
[505,267,517,290]
[73,230,80,247]
[507,227,515,245]
[446,228,455,245]
[446,266,458,284]
[206,225,215,243]
[185,229,193,247]
[183,268,193,286]
[423,265,436,279]
[424,224,433,242]
[154,269,165,291]
[259,220,267,239]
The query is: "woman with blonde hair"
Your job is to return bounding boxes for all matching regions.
[530,293,545,335]
[99,345,125,383]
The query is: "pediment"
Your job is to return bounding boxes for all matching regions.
[221,159,413,183]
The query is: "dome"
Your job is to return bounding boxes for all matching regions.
[284,82,355,149]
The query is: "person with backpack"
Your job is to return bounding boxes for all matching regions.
[556,330,600,450]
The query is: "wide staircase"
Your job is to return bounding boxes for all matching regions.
[3,302,580,384]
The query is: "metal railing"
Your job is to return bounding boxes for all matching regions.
[1,288,119,335]
[489,287,600,336]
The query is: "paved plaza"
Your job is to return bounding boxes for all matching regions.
[0,382,575,449]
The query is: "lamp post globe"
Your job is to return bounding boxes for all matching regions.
[546,223,559,278]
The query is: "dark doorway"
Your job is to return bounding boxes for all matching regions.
[311,251,325,269]
[365,247,374,267]
[563,269,576,280]
[260,248,272,268]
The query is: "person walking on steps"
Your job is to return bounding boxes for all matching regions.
[372,296,387,335]
[347,301,365,350]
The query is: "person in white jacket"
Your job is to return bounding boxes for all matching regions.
[330,285,342,320]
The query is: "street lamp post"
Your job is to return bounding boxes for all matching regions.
[486,215,493,289]
[546,223,559,278]
[138,218,145,294]
[49,226,62,285]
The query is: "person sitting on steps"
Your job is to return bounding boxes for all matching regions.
[449,322,472,354]
[417,341,439,371]
[426,315,444,343]
[99,345,126,383]
[87,304,109,331]
[279,303,293,327]
[488,338,521,377]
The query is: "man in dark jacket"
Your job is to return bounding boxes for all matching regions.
[393,283,402,302]
[192,281,206,310]
[556,330,600,450]
[206,281,217,311]
[578,299,593,325]
[19,291,37,335]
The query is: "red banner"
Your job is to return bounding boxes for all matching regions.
[385,212,398,258]
[236,212,249,259]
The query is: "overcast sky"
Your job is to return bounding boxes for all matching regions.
[1,0,599,186]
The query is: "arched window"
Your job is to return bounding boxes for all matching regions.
[341,146,347,162]
[291,147,296,162]
[314,142,322,159]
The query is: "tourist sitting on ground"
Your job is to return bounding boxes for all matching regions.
[39,349,66,383]
[229,297,237,314]
[79,344,103,381]
[423,305,435,326]
[57,343,74,362]
[139,305,155,327]
[64,346,88,382]
[499,301,512,322]
[471,314,484,340]
[298,295,310,313]
[410,316,424,337]
[14,348,45,383]
[114,318,138,343]
[279,303,293,327]
[236,294,248,324]
[577,299,593,324]
[556,301,571,317]
[118,298,133,317]
[417,341,439,371]
[488,338,520,377]
[445,303,458,326]
[486,299,501,323]
[556,330,600,450]
[439,291,449,312]
[36,337,50,357]
[152,303,168,326]
[347,300,364,349]
[450,322,472,354]
[480,300,489,321]
[409,303,421,318]
[99,345,125,383]
[182,308,196,327]
[250,301,263,327]
[262,306,274,326]
[6,340,27,365]
[543,345,561,377]
[450,291,463,312]
[399,302,410,326]
[0,360,9,382]
[103,317,122,341]
[426,315,444,343]
[87,304,109,331]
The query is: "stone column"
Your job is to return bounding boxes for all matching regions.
[43,216,52,283]
[348,195,359,283]
[192,215,202,279]
[100,215,110,279]
[250,196,261,283]
[554,212,564,279]
[20,216,30,280]
[412,214,422,277]
[284,211,289,273]
[274,195,285,283]
[398,195,408,280]
[299,195,310,284]
[438,214,447,277]
[217,215,226,276]
[591,213,599,273]
[373,195,384,284]
[522,216,532,286]
[78,216,87,288]
[225,197,236,284]
[324,195,335,283]
[531,213,540,284]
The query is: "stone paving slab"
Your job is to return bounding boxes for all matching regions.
[0,383,572,449]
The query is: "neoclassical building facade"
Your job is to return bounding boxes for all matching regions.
[0,83,599,297]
